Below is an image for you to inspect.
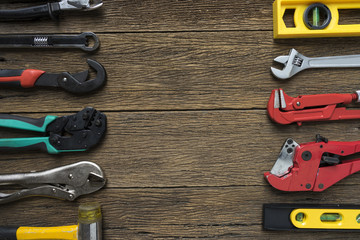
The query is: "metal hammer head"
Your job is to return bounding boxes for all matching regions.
[271,49,308,80]
[78,202,102,240]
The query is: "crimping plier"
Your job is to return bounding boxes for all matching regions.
[0,0,103,21]
[268,88,360,125]
[0,107,106,154]
[0,59,106,94]
[264,134,360,192]
[0,161,105,204]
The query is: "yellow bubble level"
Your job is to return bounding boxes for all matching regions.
[290,208,360,229]
[274,0,360,38]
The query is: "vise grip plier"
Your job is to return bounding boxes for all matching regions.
[265,135,360,192]
[0,161,106,204]
[0,107,106,154]
[0,0,103,21]
[268,88,360,126]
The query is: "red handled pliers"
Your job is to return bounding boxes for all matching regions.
[0,59,106,94]
[264,135,360,192]
[267,89,360,126]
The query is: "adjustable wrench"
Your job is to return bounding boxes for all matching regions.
[271,49,360,80]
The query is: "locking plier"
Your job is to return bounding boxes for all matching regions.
[265,135,360,192]
[0,107,106,154]
[0,161,106,204]
[268,88,360,125]
[0,0,103,21]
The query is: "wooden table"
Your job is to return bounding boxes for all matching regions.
[1,1,360,239]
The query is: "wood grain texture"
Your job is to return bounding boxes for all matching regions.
[1,0,272,33]
[1,0,360,239]
[1,33,360,112]
[1,111,360,239]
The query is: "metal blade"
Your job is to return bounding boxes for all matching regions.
[279,89,287,109]
[274,89,280,109]
[270,138,299,177]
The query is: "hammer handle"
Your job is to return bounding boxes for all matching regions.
[0,226,18,240]
[0,225,78,240]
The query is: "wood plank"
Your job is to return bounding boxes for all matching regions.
[1,110,360,188]
[1,186,360,239]
[1,32,360,112]
[3,0,360,33]
[1,0,273,33]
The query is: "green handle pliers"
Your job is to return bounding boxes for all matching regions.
[0,107,106,154]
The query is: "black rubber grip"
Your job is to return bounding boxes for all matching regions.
[0,115,48,128]
[0,142,49,153]
[0,3,61,20]
[0,70,24,77]
[0,226,18,240]
[0,36,86,46]
[0,70,25,88]
[49,36,87,45]
[0,36,36,45]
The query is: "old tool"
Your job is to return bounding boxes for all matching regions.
[0,161,105,204]
[273,0,360,38]
[0,107,106,154]
[0,32,100,52]
[264,134,360,192]
[0,59,106,93]
[264,203,360,231]
[0,0,103,21]
[0,202,103,239]
[271,49,360,79]
[268,88,360,125]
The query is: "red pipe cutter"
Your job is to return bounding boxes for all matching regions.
[268,89,360,125]
[264,135,360,192]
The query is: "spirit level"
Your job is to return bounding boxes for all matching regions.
[274,0,360,38]
[264,204,360,231]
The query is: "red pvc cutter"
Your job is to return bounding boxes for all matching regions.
[264,135,360,192]
[268,89,360,126]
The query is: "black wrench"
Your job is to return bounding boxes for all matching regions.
[0,59,106,94]
[0,32,100,52]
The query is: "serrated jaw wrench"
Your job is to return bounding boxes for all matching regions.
[272,49,360,80]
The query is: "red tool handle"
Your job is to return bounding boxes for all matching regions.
[0,69,45,88]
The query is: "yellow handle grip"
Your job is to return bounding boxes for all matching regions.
[17,225,78,240]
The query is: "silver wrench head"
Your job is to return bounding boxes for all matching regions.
[271,49,308,80]
[60,0,103,11]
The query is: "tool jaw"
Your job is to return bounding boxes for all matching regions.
[46,107,107,152]
[0,161,106,204]
[57,59,106,94]
[265,140,320,192]
[271,49,309,79]
[267,89,302,125]
[270,138,299,177]
[265,136,360,192]
[267,89,360,125]
[59,0,103,11]
[35,59,106,94]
